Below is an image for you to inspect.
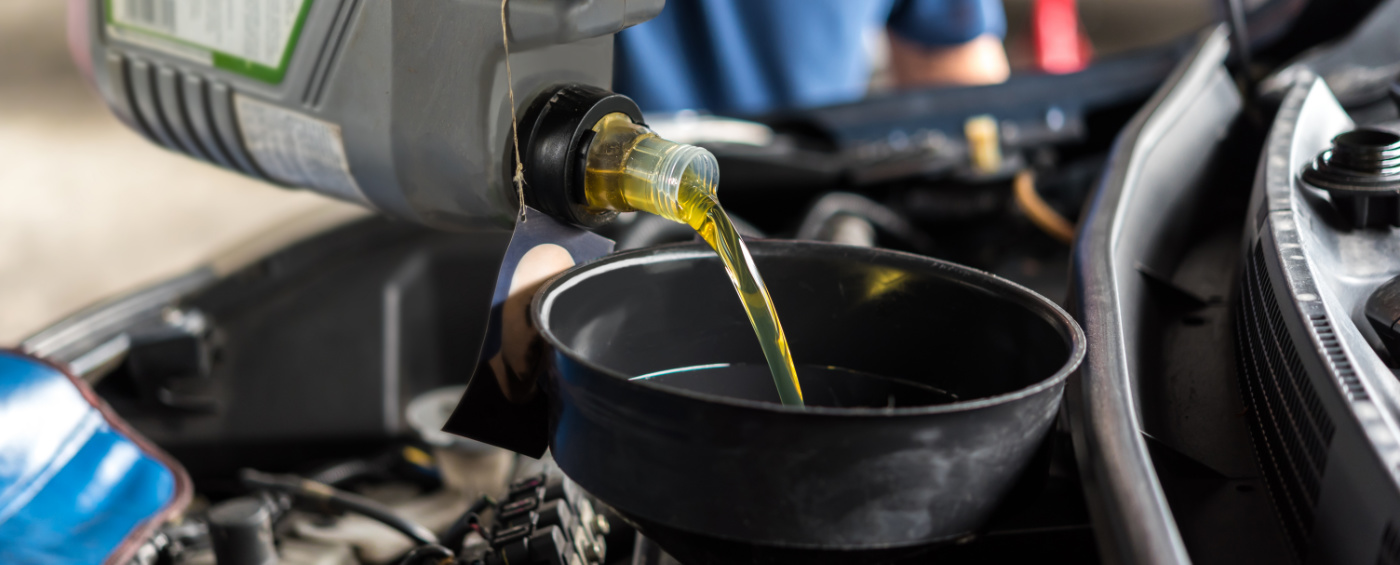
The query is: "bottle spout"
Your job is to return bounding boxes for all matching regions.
[581,112,721,229]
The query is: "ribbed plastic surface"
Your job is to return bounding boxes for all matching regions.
[1235,242,1334,559]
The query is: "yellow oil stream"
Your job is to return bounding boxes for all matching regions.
[582,113,804,406]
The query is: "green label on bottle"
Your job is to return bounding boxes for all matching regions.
[105,0,313,84]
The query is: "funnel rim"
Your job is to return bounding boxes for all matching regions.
[534,240,1086,416]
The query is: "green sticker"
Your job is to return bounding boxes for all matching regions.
[105,0,313,84]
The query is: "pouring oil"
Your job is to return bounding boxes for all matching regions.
[582,113,804,406]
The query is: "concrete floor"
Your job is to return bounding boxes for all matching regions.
[0,0,1210,346]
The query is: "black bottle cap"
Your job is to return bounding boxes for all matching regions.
[516,84,645,228]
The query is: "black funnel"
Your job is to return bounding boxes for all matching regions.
[531,241,1085,559]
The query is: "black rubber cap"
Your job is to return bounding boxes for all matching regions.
[516,84,644,228]
[208,497,277,565]
[1367,274,1400,362]
[1302,127,1400,228]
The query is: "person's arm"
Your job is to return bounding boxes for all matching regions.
[888,32,1009,87]
[886,0,1011,87]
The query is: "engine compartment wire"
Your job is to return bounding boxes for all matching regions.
[1013,170,1076,244]
[240,469,440,547]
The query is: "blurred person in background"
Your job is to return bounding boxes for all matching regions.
[614,0,1010,116]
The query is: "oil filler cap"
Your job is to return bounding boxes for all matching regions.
[1302,127,1400,229]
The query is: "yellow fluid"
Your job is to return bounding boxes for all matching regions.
[583,114,804,406]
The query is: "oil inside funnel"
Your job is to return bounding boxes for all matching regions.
[634,364,958,408]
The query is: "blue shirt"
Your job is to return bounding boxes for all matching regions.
[614,0,1007,115]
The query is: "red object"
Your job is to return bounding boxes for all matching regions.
[1032,0,1092,74]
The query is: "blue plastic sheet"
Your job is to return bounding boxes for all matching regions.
[0,351,186,564]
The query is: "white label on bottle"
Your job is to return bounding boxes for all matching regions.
[234,94,369,206]
[107,0,309,83]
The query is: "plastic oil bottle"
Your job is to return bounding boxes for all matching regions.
[581,113,805,406]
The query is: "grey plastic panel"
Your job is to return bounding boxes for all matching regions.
[209,81,267,180]
[24,219,510,446]
[156,65,209,160]
[127,58,178,150]
[1067,26,1238,565]
[302,0,360,108]
[1244,77,1400,565]
[183,75,236,170]
[102,53,148,140]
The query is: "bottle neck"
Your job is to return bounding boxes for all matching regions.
[581,113,720,226]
